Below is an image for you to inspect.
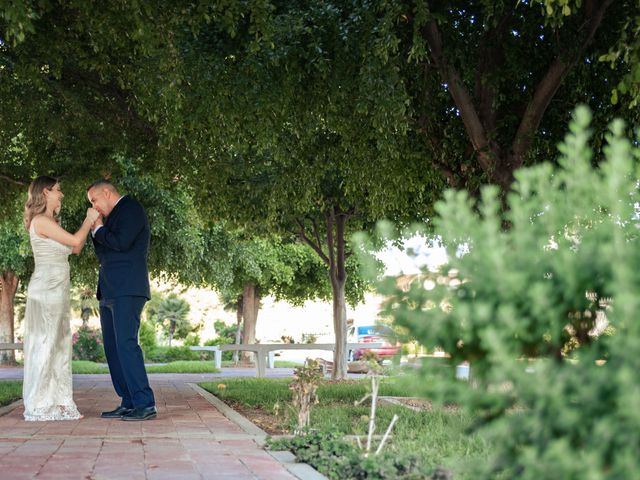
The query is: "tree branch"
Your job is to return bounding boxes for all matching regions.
[59,67,158,145]
[474,12,513,137]
[0,174,28,186]
[423,19,496,173]
[433,156,459,187]
[326,207,336,276]
[335,212,347,283]
[311,219,324,255]
[296,218,329,264]
[416,114,461,187]
[510,0,613,169]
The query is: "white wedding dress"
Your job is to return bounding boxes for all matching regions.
[22,223,82,421]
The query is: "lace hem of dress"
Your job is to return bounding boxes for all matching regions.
[24,404,82,421]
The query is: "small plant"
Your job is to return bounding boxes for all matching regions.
[268,430,431,479]
[289,358,323,434]
[72,325,105,362]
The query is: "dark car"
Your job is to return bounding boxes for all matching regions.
[348,325,400,361]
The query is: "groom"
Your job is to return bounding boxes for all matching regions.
[87,179,156,421]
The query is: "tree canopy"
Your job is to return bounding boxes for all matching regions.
[1,1,638,375]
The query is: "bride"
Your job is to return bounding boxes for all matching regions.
[22,176,100,421]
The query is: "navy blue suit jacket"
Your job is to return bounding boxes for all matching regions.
[92,196,151,301]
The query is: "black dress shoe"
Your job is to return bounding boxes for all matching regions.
[121,406,157,421]
[101,406,133,418]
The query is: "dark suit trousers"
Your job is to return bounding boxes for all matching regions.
[100,296,155,409]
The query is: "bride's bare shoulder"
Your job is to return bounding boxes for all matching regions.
[32,214,56,223]
[31,215,56,236]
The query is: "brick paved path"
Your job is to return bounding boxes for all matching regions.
[0,375,297,480]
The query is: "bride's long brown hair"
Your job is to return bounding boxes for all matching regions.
[24,176,59,230]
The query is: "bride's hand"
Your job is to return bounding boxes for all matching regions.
[86,208,100,224]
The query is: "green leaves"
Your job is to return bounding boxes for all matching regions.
[154,292,192,345]
[0,210,31,281]
[598,12,640,109]
[200,228,339,307]
[363,108,640,477]
[0,1,40,46]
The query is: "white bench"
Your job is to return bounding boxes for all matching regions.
[190,342,382,377]
[0,343,23,350]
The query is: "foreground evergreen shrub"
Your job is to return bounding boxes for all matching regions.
[365,107,640,478]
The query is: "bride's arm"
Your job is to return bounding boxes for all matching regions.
[32,209,100,254]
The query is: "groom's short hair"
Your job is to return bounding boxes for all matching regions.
[87,179,118,193]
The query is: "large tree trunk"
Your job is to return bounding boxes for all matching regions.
[327,212,348,380]
[241,283,260,363]
[0,271,19,365]
[233,295,243,365]
[330,268,348,380]
[297,208,350,380]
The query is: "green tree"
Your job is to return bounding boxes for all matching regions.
[127,0,636,377]
[0,1,165,180]
[199,225,364,365]
[149,3,429,378]
[539,0,640,109]
[4,1,637,380]
[213,319,237,344]
[155,293,191,347]
[365,107,640,477]
[0,212,30,364]
[217,288,244,365]
[397,0,638,194]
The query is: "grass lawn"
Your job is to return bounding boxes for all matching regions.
[146,361,220,373]
[0,381,22,407]
[72,360,220,374]
[273,360,303,368]
[200,378,491,478]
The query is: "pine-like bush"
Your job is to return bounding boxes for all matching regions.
[370,107,640,478]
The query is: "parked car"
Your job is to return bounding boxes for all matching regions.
[347,325,400,361]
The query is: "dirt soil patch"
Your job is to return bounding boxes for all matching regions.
[224,399,289,435]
